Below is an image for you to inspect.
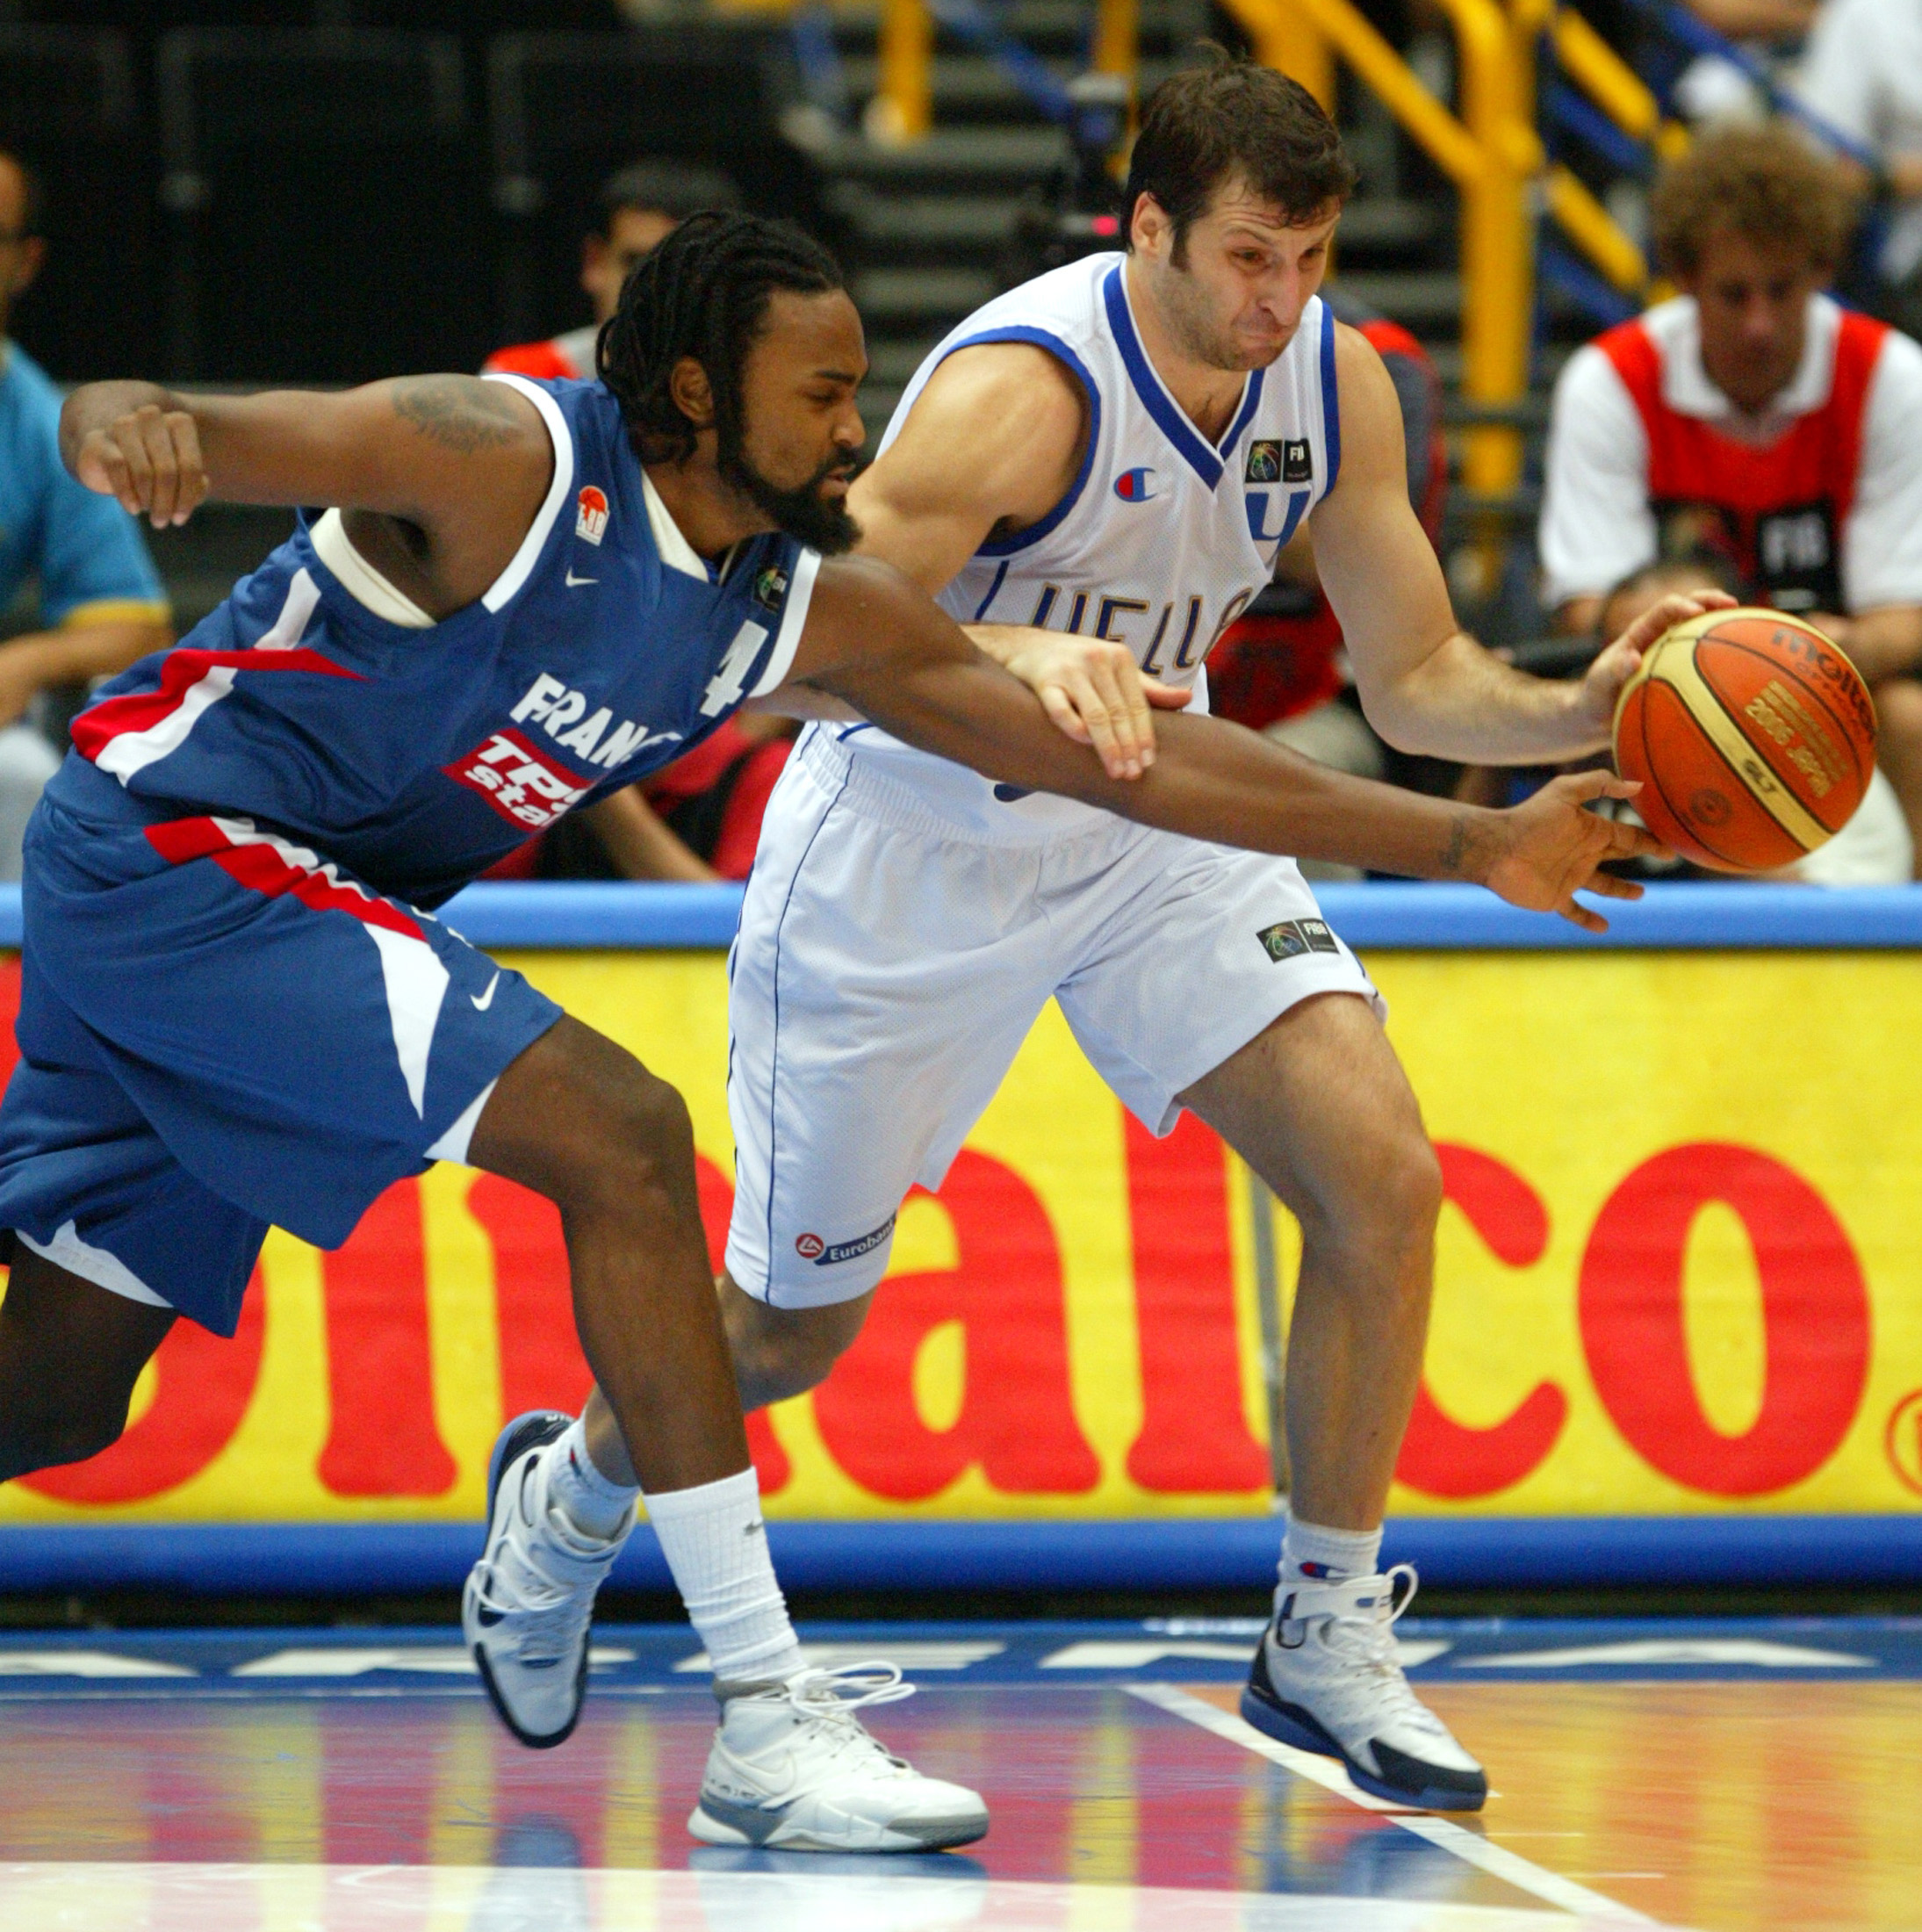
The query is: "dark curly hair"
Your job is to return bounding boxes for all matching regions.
[596,211,844,465]
[1651,122,1860,278]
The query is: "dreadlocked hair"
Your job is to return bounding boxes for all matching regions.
[596,211,845,465]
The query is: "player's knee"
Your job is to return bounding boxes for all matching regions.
[719,1275,862,1409]
[734,1319,850,1409]
[1386,1131,1445,1238]
[559,1057,697,1217]
[1307,1121,1442,1265]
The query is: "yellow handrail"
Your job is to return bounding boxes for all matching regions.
[1233,0,1490,185]
[1544,163,1647,290]
[1224,0,1536,496]
[858,0,1660,495]
[1092,0,1138,83]
[1553,8,1688,162]
[875,0,933,144]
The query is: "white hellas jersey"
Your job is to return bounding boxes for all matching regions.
[839,249,1342,837]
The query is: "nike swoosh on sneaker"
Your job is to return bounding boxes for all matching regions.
[565,567,596,588]
[472,971,501,1011]
[729,1752,798,1802]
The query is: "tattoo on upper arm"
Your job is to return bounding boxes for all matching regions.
[392,377,525,453]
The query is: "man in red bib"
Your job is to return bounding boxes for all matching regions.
[1540,124,1922,866]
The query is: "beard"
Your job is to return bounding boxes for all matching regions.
[718,431,861,555]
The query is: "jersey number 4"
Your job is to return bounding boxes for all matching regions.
[701,619,768,718]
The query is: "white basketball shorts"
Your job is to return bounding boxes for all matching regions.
[723,725,1383,1308]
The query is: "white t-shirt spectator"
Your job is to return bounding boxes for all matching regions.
[1538,293,1922,612]
[1798,0,1922,279]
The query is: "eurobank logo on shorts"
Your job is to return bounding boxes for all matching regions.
[5,945,1922,1529]
[796,1215,897,1266]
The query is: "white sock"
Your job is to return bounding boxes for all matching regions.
[642,1466,806,1687]
[545,1418,639,1542]
[1279,1515,1383,1590]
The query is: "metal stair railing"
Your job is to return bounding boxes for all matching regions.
[1225,0,1540,502]
[1537,0,1880,328]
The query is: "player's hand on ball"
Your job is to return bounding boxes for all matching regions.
[74,402,209,529]
[1480,770,1670,933]
[1574,590,1739,742]
[989,628,1190,781]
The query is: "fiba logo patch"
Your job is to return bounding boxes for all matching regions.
[795,1232,825,1259]
[1113,466,1157,502]
[1246,440,1314,485]
[1257,918,1340,962]
[575,485,608,545]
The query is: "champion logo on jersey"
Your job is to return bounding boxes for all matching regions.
[1112,466,1157,502]
[575,485,608,545]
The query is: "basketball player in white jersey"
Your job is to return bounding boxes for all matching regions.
[716,61,1727,1812]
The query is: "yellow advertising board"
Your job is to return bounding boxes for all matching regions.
[2,945,1918,1528]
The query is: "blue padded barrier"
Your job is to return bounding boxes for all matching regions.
[2,876,1917,1597]
[0,1516,1917,1595]
[5,880,1918,955]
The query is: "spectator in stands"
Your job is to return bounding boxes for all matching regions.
[1206,290,1445,876]
[0,149,170,880]
[1538,123,1922,870]
[485,159,743,381]
[1669,0,1819,125]
[1797,0,1922,338]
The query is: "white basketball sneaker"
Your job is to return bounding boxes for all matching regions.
[1241,1563,1487,1810]
[689,1663,990,1852]
[464,1409,632,1749]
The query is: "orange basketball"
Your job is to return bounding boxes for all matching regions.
[1611,608,1877,872]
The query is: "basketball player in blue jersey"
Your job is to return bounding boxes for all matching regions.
[1,212,1655,1849]
[709,69,1735,1813]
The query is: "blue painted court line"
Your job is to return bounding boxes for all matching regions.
[0,1616,1916,1696]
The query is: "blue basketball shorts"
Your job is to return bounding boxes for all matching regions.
[0,784,562,1335]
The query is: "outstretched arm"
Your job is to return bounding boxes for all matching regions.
[1313,326,1734,762]
[776,555,1663,930]
[59,376,554,618]
[849,340,1182,779]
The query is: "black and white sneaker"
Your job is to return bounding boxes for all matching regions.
[463,1409,632,1749]
[1242,1564,1487,1810]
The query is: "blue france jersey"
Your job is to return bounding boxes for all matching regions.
[50,375,817,906]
